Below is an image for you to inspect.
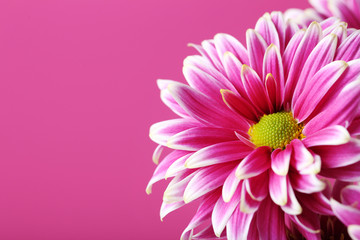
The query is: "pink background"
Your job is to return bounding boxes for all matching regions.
[0,0,309,239]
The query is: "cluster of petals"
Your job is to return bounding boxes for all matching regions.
[285,0,360,29]
[331,181,360,239]
[147,12,360,239]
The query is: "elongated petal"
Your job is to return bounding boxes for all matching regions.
[226,207,254,240]
[245,171,269,201]
[257,197,287,240]
[311,139,360,168]
[150,119,200,145]
[221,89,259,122]
[271,144,291,176]
[240,181,261,213]
[269,171,287,206]
[336,30,360,61]
[223,52,248,97]
[246,29,268,77]
[236,146,271,180]
[168,82,250,130]
[290,139,314,171]
[184,163,237,203]
[303,125,350,147]
[281,179,302,215]
[168,127,237,151]
[185,141,253,168]
[289,207,321,234]
[297,192,333,215]
[152,144,165,165]
[255,14,280,48]
[222,168,242,203]
[163,171,196,203]
[212,187,241,237]
[349,225,360,240]
[290,172,326,194]
[160,200,185,220]
[320,161,360,182]
[341,185,360,206]
[214,33,249,65]
[331,199,360,226]
[165,153,193,179]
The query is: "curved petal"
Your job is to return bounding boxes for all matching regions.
[271,144,292,176]
[331,199,360,226]
[226,206,254,240]
[246,29,268,77]
[302,125,350,147]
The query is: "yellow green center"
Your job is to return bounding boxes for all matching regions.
[248,112,305,150]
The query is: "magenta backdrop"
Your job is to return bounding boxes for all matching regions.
[0,0,309,239]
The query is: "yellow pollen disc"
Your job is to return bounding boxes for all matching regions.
[248,112,305,150]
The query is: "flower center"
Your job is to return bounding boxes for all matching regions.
[248,112,304,150]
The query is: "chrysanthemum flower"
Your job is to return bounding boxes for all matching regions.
[285,0,360,29]
[147,12,360,239]
[331,181,360,239]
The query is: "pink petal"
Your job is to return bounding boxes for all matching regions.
[163,171,196,203]
[165,153,193,178]
[221,89,259,122]
[255,14,280,48]
[192,224,227,239]
[281,179,302,215]
[304,80,360,135]
[331,199,360,226]
[201,40,225,74]
[150,118,200,145]
[284,22,322,106]
[185,141,253,169]
[290,172,326,194]
[214,33,249,66]
[235,146,271,180]
[222,52,248,97]
[336,30,360,61]
[311,139,360,168]
[263,44,284,110]
[212,186,241,237]
[297,191,333,215]
[257,197,287,240]
[184,163,237,203]
[271,144,292,175]
[246,29,268,77]
[303,125,350,147]
[270,12,286,52]
[240,181,261,213]
[293,61,348,122]
[168,127,237,151]
[290,139,314,171]
[226,207,254,240]
[222,168,242,203]
[289,207,321,234]
[348,225,360,240]
[341,185,360,207]
[160,200,185,220]
[269,171,288,206]
[244,171,269,201]
[168,82,250,130]
[152,144,165,165]
[320,161,360,182]
[241,64,273,114]
[283,29,305,82]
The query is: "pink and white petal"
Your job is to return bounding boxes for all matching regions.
[348,118,360,136]
[289,207,321,234]
[181,189,221,240]
[235,146,272,180]
[168,82,250,130]
[309,0,332,15]
[226,207,254,240]
[284,18,300,46]
[235,131,256,148]
[290,139,314,171]
[348,225,360,240]
[192,224,227,239]
[152,144,165,165]
[331,199,360,226]
[150,118,200,145]
[271,144,292,176]
[264,74,278,111]
[241,65,273,114]
[223,51,248,97]
[298,152,321,175]
[240,181,261,213]
[160,200,186,220]
[304,80,360,134]
[340,185,360,207]
[220,89,259,122]
[336,30,360,61]
[297,192,334,215]
[165,153,193,179]
[246,29,268,77]
[212,186,241,237]
[255,14,280,48]
[281,179,303,215]
[245,171,269,201]
[270,11,286,52]
[168,127,237,151]
[183,64,235,102]
[303,125,350,147]
[290,172,326,194]
[329,0,360,29]
[185,141,253,169]
[201,40,226,74]
[184,163,237,203]
[222,168,242,203]
[319,17,341,29]
[311,138,360,168]
[320,161,360,182]
[292,33,338,106]
[293,61,348,122]
[163,171,196,203]
[263,44,284,109]
[257,197,287,240]
[146,150,191,194]
[284,22,322,106]
[269,171,288,206]
[214,33,249,65]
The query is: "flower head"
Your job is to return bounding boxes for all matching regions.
[285,0,360,29]
[147,12,360,239]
